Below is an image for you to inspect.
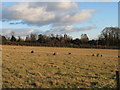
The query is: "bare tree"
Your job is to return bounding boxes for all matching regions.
[99,27,120,46]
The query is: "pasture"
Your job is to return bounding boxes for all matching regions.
[2,45,118,88]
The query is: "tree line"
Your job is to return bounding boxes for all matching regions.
[0,27,120,49]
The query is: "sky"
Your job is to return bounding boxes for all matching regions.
[0,1,118,40]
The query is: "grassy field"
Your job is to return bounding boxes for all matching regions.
[2,45,118,88]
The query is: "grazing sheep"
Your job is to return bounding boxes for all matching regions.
[53,52,56,55]
[92,54,94,56]
[31,51,34,53]
[68,52,71,55]
[96,53,99,57]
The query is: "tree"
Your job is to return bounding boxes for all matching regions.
[30,33,37,43]
[2,36,7,43]
[9,31,17,42]
[17,36,23,42]
[73,38,81,45]
[88,39,96,45]
[81,34,89,42]
[99,27,120,46]
[25,35,30,42]
[64,34,68,40]
[37,34,46,43]
[50,34,56,41]
[10,35,17,41]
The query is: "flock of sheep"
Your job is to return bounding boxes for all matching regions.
[30,50,103,57]
[31,50,71,55]
[92,53,103,57]
[0,46,103,57]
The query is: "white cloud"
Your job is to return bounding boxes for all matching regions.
[2,28,41,38]
[2,29,12,36]
[2,25,96,37]
[44,25,96,35]
[2,2,97,27]
[29,2,79,11]
[54,2,79,10]
[2,2,98,36]
[65,25,75,31]
[3,3,55,22]
[61,10,97,24]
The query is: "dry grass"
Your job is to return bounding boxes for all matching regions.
[2,45,118,88]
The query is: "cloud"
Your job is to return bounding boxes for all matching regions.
[44,25,96,35]
[2,28,41,38]
[29,2,79,11]
[2,3,55,24]
[60,10,97,24]
[2,25,96,38]
[2,2,98,36]
[2,29,12,36]
[2,2,97,27]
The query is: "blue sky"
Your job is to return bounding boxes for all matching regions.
[1,2,118,40]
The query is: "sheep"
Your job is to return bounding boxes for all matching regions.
[96,53,99,57]
[92,54,94,56]
[68,52,71,55]
[101,54,103,57]
[53,52,56,55]
[31,51,34,53]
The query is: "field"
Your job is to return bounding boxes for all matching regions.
[1,45,118,88]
